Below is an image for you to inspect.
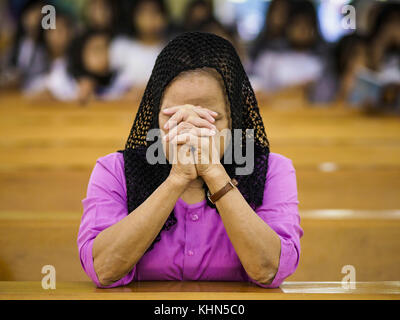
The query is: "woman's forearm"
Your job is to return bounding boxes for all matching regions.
[203,165,281,285]
[92,174,187,286]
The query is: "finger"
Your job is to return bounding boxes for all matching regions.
[164,110,186,130]
[164,111,185,130]
[162,104,195,115]
[187,117,217,130]
[164,122,194,142]
[188,127,217,137]
[166,123,216,142]
[192,107,216,123]
[163,104,217,124]
[170,132,194,145]
[193,106,218,122]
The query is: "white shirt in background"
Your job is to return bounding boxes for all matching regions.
[109,36,164,89]
[25,57,78,100]
[250,50,324,93]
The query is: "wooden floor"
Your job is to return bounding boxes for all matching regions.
[0,92,399,284]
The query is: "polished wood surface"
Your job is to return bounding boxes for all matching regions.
[0,281,399,300]
[0,93,399,283]
[1,210,400,282]
[1,93,400,211]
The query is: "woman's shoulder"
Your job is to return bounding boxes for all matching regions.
[94,152,125,178]
[96,151,124,164]
[267,153,295,177]
[89,152,127,195]
[268,152,293,163]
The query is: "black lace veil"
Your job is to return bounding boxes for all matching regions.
[118,32,270,251]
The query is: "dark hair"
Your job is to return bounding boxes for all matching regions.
[250,0,290,60]
[67,30,113,86]
[129,0,169,38]
[286,0,323,49]
[84,0,120,35]
[9,0,47,67]
[333,33,365,76]
[368,2,400,41]
[42,9,74,57]
[182,0,214,31]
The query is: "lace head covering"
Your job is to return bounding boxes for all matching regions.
[119,32,270,251]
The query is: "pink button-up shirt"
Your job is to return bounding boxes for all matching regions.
[77,152,303,288]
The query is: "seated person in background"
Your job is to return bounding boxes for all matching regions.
[362,2,400,114]
[250,0,290,61]
[83,0,118,34]
[182,0,214,33]
[3,0,47,91]
[188,17,249,69]
[310,2,399,110]
[65,30,127,104]
[307,34,368,104]
[250,0,326,98]
[78,32,303,288]
[109,0,169,101]
[367,2,400,75]
[24,11,76,101]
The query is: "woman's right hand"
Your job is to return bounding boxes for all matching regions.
[168,143,198,186]
[163,105,217,186]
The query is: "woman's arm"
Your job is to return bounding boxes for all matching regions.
[92,173,188,286]
[202,165,281,286]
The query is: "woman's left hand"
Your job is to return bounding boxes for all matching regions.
[163,105,226,178]
[165,121,224,178]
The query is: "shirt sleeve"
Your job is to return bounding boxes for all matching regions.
[77,153,136,288]
[248,154,303,288]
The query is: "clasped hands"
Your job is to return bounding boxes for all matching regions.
[161,104,225,185]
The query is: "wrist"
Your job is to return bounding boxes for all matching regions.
[202,165,230,193]
[167,172,192,190]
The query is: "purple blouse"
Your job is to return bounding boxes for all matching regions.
[77,152,303,288]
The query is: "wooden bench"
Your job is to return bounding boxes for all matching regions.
[0,210,399,282]
[0,94,399,283]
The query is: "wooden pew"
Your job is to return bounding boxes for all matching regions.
[0,94,399,284]
[1,168,399,213]
[0,211,399,282]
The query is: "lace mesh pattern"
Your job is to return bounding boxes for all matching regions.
[118,32,270,252]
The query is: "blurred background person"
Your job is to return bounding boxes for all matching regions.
[83,0,119,34]
[332,34,368,103]
[181,0,247,67]
[367,2,400,73]
[109,0,170,102]
[24,10,76,100]
[307,33,368,104]
[250,0,326,97]
[0,0,18,88]
[348,2,400,113]
[4,0,47,91]
[182,0,214,32]
[250,0,290,62]
[66,30,127,104]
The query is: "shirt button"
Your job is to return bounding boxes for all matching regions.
[191,214,199,221]
[187,250,194,256]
